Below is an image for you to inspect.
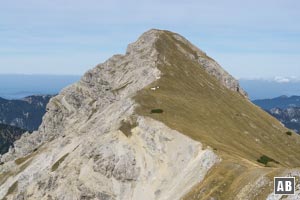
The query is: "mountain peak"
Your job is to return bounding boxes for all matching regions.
[125,29,247,97]
[125,29,159,54]
[1,30,299,200]
[126,29,206,57]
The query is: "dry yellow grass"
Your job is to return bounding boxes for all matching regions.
[51,153,69,172]
[134,30,300,199]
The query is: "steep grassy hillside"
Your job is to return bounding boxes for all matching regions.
[134,31,300,199]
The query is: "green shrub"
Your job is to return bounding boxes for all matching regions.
[286,131,292,136]
[257,155,279,166]
[150,109,163,114]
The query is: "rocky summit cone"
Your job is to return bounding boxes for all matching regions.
[0,29,300,200]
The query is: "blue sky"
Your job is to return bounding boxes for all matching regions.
[1,0,300,79]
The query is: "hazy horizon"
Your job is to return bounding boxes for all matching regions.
[0,74,300,100]
[1,73,300,82]
[0,74,80,99]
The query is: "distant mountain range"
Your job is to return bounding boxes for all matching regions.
[268,107,300,133]
[0,74,79,155]
[0,124,26,154]
[253,95,300,110]
[252,95,300,133]
[0,95,53,131]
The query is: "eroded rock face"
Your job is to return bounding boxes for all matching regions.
[0,115,219,200]
[197,56,247,96]
[90,142,140,182]
[0,30,161,162]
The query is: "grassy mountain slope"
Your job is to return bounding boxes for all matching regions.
[134,30,300,199]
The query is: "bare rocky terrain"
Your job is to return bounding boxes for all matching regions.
[0,29,299,200]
